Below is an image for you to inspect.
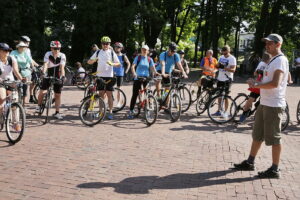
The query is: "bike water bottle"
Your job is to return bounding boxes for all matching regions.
[162,89,169,100]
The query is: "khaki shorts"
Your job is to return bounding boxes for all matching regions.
[252,104,284,146]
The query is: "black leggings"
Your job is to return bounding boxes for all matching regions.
[130,80,148,110]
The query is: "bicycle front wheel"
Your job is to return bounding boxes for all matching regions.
[207,95,237,124]
[196,90,210,115]
[144,94,158,126]
[169,92,182,122]
[232,93,248,122]
[44,92,52,124]
[33,84,40,103]
[297,100,300,124]
[112,88,126,113]
[79,95,106,126]
[6,103,25,144]
[178,86,191,113]
[281,106,290,131]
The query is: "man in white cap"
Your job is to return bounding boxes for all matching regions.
[233,33,289,179]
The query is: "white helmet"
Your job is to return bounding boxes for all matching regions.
[50,41,61,48]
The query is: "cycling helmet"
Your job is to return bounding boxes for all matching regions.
[20,35,31,42]
[169,42,177,51]
[50,41,61,48]
[114,42,123,48]
[101,36,111,43]
[178,50,185,54]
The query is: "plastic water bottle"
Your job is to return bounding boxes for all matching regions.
[162,89,169,100]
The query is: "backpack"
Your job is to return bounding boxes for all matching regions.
[136,55,151,67]
[7,56,12,66]
[96,49,114,62]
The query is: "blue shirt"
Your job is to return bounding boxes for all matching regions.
[156,52,180,73]
[133,55,154,78]
[113,54,125,76]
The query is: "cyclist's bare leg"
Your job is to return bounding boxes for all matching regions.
[29,83,35,96]
[155,80,162,98]
[243,97,255,112]
[106,91,113,112]
[0,88,6,115]
[54,93,61,112]
[37,89,46,106]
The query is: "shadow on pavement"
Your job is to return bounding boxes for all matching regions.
[77,169,255,194]
[0,139,13,148]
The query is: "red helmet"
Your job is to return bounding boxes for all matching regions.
[50,41,61,48]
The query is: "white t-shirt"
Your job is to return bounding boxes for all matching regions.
[260,54,289,107]
[0,56,16,81]
[44,51,66,68]
[255,61,267,71]
[77,67,85,78]
[90,49,120,77]
[217,55,236,81]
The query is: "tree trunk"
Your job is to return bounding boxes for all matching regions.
[211,0,219,58]
[176,6,191,44]
[193,0,206,68]
[265,0,282,35]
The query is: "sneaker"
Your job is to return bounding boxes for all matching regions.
[13,123,22,132]
[212,111,222,116]
[107,113,113,120]
[233,160,255,171]
[164,108,170,114]
[127,110,135,119]
[116,103,122,108]
[53,112,63,120]
[35,106,41,113]
[221,112,228,119]
[29,96,35,103]
[239,114,247,123]
[257,167,280,179]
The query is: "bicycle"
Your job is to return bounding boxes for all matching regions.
[131,77,158,126]
[0,80,26,144]
[83,73,126,113]
[297,100,300,124]
[205,79,237,124]
[79,77,107,126]
[32,66,44,103]
[37,76,61,124]
[233,93,290,131]
[172,75,192,113]
[153,76,182,122]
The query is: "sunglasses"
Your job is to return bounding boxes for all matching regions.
[102,43,110,45]
[53,47,61,50]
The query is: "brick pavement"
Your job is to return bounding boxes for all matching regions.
[0,82,299,200]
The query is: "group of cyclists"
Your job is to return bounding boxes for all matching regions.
[0,34,299,144]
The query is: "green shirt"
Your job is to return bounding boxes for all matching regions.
[10,50,32,77]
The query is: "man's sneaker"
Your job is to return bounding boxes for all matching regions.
[53,113,63,120]
[257,167,280,179]
[233,160,255,171]
[35,106,41,113]
[116,103,122,108]
[239,113,247,123]
[127,110,135,119]
[107,113,114,120]
[221,112,229,119]
[212,111,222,116]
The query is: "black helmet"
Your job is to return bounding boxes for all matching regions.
[20,35,30,42]
[168,42,177,52]
[178,50,185,54]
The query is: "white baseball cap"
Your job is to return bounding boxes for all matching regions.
[141,45,149,50]
[262,33,283,43]
[16,41,29,48]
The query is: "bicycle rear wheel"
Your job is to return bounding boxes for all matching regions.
[79,95,106,126]
[112,87,126,113]
[281,106,289,131]
[207,95,237,124]
[232,93,248,122]
[44,92,52,124]
[6,103,25,144]
[169,92,182,122]
[178,86,191,113]
[196,90,209,115]
[144,94,158,126]
[188,82,200,103]
[33,84,40,103]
